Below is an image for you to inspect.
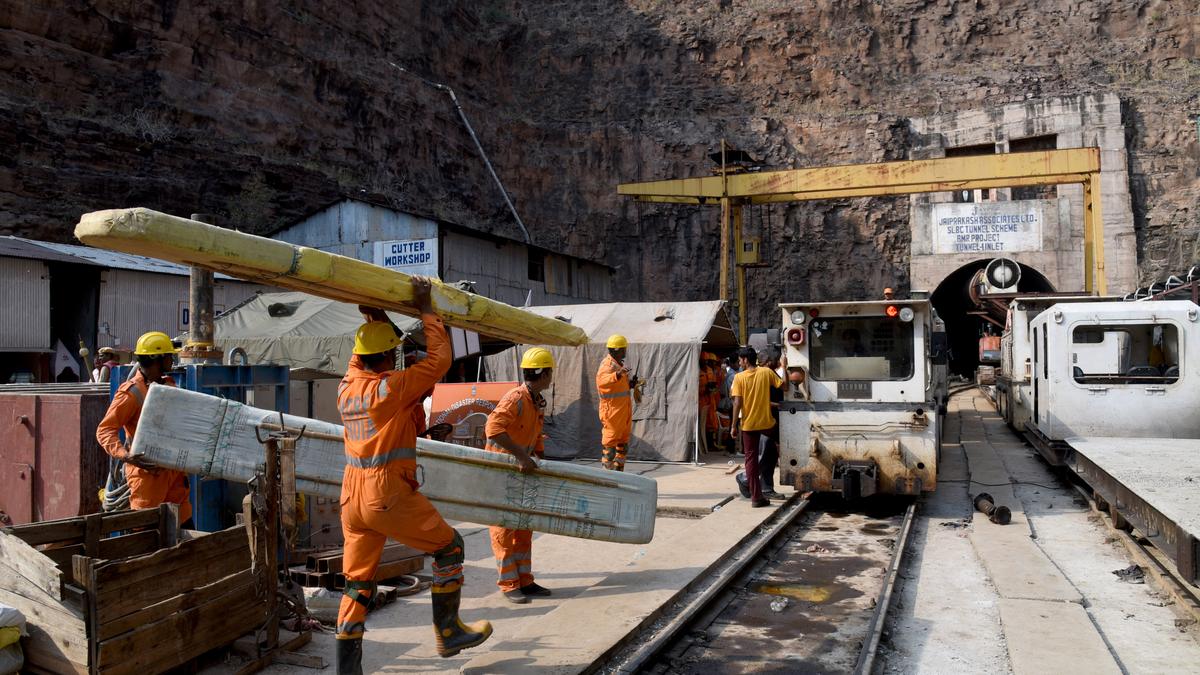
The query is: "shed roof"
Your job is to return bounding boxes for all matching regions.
[0,235,241,279]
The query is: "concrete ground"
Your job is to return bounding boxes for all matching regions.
[204,457,760,674]
[199,393,1200,673]
[879,391,1200,674]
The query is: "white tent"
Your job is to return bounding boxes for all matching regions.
[484,301,736,462]
[212,292,422,372]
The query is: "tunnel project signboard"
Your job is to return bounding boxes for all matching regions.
[932,201,1043,255]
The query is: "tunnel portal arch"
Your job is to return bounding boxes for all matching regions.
[931,259,1055,376]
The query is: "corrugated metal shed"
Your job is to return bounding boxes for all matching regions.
[0,236,273,350]
[272,198,613,306]
[272,200,439,261]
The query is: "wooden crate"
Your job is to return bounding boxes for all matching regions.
[0,505,268,674]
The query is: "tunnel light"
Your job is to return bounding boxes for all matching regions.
[899,307,915,322]
[885,305,899,318]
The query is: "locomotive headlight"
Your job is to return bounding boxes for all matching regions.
[790,310,807,325]
[898,307,914,322]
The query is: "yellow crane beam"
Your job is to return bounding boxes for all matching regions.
[618,147,1106,344]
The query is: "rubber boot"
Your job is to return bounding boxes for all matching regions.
[432,585,493,658]
[336,637,363,675]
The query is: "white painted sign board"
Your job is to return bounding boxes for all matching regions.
[373,238,439,278]
[932,202,1043,255]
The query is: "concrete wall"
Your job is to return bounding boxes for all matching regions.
[907,92,1137,294]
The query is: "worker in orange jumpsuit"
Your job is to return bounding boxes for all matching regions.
[596,334,635,471]
[698,352,720,453]
[704,352,721,447]
[95,331,192,526]
[335,278,491,674]
[485,347,553,604]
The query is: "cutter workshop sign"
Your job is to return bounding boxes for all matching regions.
[374,237,439,278]
[932,201,1043,255]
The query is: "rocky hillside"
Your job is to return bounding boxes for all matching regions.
[2,1,1196,325]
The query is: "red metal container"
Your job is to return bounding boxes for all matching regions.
[0,389,109,525]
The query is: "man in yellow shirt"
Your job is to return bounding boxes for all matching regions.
[731,347,782,507]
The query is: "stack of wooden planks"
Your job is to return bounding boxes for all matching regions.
[288,542,424,590]
[0,505,267,674]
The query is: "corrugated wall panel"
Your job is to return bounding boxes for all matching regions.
[98,270,274,348]
[273,201,439,263]
[0,257,50,350]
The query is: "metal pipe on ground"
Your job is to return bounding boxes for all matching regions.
[973,492,1012,525]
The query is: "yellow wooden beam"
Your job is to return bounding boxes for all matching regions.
[75,208,590,346]
[618,148,1100,201]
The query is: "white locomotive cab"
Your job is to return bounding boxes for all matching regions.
[777,300,940,498]
[1029,300,1200,441]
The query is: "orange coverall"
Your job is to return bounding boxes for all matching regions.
[699,366,718,432]
[96,370,192,524]
[706,365,721,431]
[336,313,458,641]
[484,384,545,592]
[596,354,632,470]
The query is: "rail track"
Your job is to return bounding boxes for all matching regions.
[603,495,917,674]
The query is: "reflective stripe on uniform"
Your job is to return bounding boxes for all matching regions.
[344,446,416,468]
[496,556,521,581]
[599,390,630,399]
[336,621,365,637]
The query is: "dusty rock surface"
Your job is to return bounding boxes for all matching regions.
[2,1,1197,318]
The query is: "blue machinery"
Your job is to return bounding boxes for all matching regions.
[111,364,289,531]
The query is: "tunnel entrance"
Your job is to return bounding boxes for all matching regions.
[931,260,1055,377]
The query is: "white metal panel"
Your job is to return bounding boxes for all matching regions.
[0,257,50,351]
[1031,300,1200,440]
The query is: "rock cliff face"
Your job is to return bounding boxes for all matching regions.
[1,1,1196,326]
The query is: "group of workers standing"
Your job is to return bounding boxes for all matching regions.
[92,275,789,674]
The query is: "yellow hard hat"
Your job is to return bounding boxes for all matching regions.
[520,347,555,369]
[353,321,402,355]
[606,334,628,349]
[134,331,177,356]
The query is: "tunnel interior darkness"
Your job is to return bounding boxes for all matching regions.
[931,260,1055,376]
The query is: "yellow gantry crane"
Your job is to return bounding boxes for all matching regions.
[618,146,1106,344]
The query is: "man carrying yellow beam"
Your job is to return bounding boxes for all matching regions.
[335,277,491,673]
